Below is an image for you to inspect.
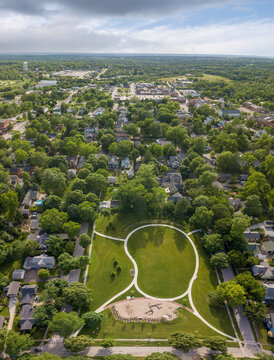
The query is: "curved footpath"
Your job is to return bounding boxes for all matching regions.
[94,224,236,341]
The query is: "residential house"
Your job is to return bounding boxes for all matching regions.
[19,305,35,331]
[21,285,37,305]
[243,231,261,242]
[66,156,78,168]
[108,156,119,169]
[23,255,55,270]
[93,107,105,117]
[161,171,183,194]
[7,281,21,298]
[219,109,241,118]
[264,221,274,241]
[247,243,267,260]
[228,198,243,211]
[108,176,117,185]
[252,262,274,280]
[110,200,119,208]
[12,269,25,281]
[264,284,274,303]
[168,192,183,204]
[121,157,131,169]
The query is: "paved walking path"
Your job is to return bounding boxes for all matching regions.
[95,224,236,340]
[94,230,125,242]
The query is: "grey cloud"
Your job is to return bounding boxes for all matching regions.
[0,23,149,53]
[0,0,232,17]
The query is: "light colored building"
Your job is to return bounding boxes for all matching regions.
[23,62,28,71]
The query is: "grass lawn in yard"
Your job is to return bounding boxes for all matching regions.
[81,308,220,339]
[191,233,235,337]
[86,235,132,311]
[127,227,195,298]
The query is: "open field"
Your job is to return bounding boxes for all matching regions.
[198,74,232,83]
[86,235,132,311]
[81,308,219,339]
[128,227,195,298]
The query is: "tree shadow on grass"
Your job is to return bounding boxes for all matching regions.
[174,231,187,252]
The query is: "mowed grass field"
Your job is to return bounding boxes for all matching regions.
[82,308,219,339]
[191,233,235,337]
[127,227,195,298]
[86,235,132,311]
[199,74,232,83]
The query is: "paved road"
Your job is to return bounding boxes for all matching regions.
[40,339,262,359]
[222,266,261,356]
[68,223,88,284]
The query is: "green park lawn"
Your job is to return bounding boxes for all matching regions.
[81,308,219,339]
[86,235,132,311]
[191,233,235,337]
[127,227,195,298]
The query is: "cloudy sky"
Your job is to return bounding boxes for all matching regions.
[0,0,273,56]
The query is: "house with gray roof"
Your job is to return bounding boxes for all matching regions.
[21,285,37,305]
[252,261,274,280]
[244,231,260,241]
[12,269,25,281]
[264,284,274,303]
[7,281,21,298]
[19,305,35,331]
[23,255,55,270]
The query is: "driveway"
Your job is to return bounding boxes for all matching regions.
[8,297,17,330]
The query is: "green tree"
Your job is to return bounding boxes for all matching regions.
[235,272,266,302]
[4,330,34,356]
[101,134,116,152]
[14,148,28,163]
[210,253,229,270]
[216,280,246,308]
[190,206,213,230]
[199,171,217,187]
[82,311,104,328]
[49,311,84,338]
[43,195,62,210]
[79,233,91,248]
[105,355,136,360]
[46,235,65,258]
[101,338,116,348]
[63,282,92,309]
[85,173,108,195]
[63,335,93,352]
[38,268,50,280]
[243,302,268,323]
[166,126,190,148]
[202,234,224,254]
[78,201,96,224]
[244,195,262,217]
[134,164,158,191]
[174,198,190,220]
[62,221,81,240]
[39,209,68,233]
[24,239,40,257]
[217,151,240,174]
[145,353,179,360]
[204,336,227,353]
[169,332,202,352]
[0,189,19,221]
[58,253,76,273]
[42,168,66,196]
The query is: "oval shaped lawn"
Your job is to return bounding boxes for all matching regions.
[127,226,196,298]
